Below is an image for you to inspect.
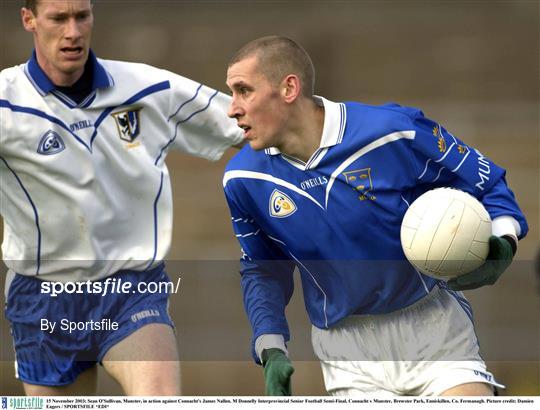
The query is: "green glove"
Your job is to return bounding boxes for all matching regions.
[448,235,514,291]
[261,348,294,396]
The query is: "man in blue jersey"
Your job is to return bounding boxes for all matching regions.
[1,0,243,395]
[223,36,528,396]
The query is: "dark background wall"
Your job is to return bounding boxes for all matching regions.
[1,0,538,395]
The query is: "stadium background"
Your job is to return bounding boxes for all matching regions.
[0,0,538,396]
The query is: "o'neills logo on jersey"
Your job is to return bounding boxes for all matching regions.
[131,309,160,323]
[37,130,65,155]
[269,189,297,218]
[343,168,376,201]
[112,107,142,142]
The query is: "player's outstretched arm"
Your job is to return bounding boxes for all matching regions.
[262,348,295,396]
[448,235,515,291]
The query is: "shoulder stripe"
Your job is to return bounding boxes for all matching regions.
[90,80,171,148]
[325,130,415,208]
[0,99,91,152]
[223,170,325,210]
[434,142,455,163]
[168,84,202,121]
[155,89,218,166]
[451,150,471,172]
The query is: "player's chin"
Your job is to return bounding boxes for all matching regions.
[248,139,267,151]
[58,60,85,75]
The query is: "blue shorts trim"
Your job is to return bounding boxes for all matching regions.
[5,264,175,386]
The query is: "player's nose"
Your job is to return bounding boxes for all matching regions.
[64,18,82,39]
[228,98,243,119]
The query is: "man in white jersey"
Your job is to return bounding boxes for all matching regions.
[1,0,243,395]
[223,36,527,396]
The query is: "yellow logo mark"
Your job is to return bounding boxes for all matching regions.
[126,141,141,150]
[269,189,297,218]
[457,144,468,154]
[433,125,446,153]
[343,168,376,201]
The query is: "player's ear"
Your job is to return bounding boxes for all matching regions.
[281,74,301,103]
[21,7,36,33]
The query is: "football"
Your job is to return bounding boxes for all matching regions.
[400,188,492,279]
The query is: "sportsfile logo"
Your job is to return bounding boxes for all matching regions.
[41,276,182,297]
[5,397,44,409]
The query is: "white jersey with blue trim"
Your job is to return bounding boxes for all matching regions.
[0,51,243,282]
[223,97,528,360]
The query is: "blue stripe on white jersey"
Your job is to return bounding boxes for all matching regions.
[89,80,171,148]
[1,56,242,281]
[0,99,91,151]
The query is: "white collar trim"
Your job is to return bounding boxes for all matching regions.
[265,96,346,156]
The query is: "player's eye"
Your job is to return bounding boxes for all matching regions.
[50,15,67,22]
[76,12,90,21]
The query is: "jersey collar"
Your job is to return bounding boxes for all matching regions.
[265,96,347,156]
[24,49,113,97]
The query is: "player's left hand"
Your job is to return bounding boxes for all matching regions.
[448,236,514,291]
[262,348,294,396]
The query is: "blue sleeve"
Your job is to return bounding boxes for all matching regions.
[224,183,295,363]
[410,113,528,239]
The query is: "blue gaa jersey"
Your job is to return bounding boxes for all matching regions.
[223,97,528,359]
[1,51,243,282]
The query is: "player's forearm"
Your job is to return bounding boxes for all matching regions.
[479,179,528,241]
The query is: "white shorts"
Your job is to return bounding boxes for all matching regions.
[311,284,504,396]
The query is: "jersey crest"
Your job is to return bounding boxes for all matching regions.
[112,107,142,142]
[269,189,297,218]
[343,168,376,201]
[37,130,65,155]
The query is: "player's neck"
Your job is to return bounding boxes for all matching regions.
[279,101,325,163]
[35,53,85,87]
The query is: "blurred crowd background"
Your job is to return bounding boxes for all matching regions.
[1,0,538,396]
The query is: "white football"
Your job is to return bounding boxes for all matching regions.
[400,188,492,280]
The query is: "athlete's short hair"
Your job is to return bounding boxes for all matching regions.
[24,0,93,15]
[229,36,315,98]
[24,0,38,13]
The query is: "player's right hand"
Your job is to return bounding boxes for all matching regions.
[262,348,294,396]
[447,235,514,291]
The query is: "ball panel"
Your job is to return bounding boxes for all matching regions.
[460,252,486,275]
[424,199,464,272]
[400,226,418,250]
[468,239,490,260]
[400,187,492,280]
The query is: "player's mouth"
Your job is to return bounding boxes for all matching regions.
[238,123,252,138]
[60,46,84,59]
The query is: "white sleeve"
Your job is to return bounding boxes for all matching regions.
[164,70,243,161]
[255,334,288,362]
[491,216,519,245]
